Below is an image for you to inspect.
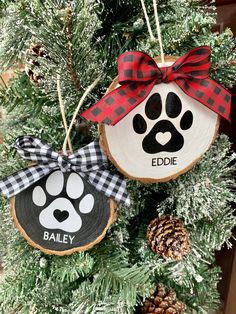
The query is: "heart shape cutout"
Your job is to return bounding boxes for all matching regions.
[155,132,172,146]
[53,209,69,222]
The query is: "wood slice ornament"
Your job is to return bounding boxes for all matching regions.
[99,55,220,182]
[0,136,130,256]
[10,170,116,255]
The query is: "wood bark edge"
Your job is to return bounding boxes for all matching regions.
[9,197,117,256]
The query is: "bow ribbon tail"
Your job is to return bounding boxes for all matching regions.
[80,170,130,206]
[176,78,231,121]
[71,139,130,206]
[0,165,53,198]
[81,82,156,126]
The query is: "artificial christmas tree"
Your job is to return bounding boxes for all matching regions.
[0,1,236,313]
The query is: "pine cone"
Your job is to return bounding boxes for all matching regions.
[137,284,185,314]
[25,43,49,84]
[147,216,190,261]
[25,68,43,84]
[26,43,49,59]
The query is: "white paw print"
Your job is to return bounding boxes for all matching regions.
[32,170,94,233]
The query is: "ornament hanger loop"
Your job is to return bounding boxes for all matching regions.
[56,74,73,153]
[140,0,165,64]
[56,74,100,155]
[62,77,100,153]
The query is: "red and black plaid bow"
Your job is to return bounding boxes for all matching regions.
[81,46,231,125]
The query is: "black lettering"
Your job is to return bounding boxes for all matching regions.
[157,158,164,166]
[172,157,177,165]
[151,157,178,166]
[152,158,157,166]
[164,157,170,165]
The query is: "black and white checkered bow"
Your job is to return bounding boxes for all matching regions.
[0,136,130,206]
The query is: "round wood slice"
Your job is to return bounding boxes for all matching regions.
[10,170,116,255]
[99,56,219,183]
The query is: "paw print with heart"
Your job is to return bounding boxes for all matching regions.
[133,91,193,154]
[13,170,114,254]
[101,81,219,182]
[33,170,94,233]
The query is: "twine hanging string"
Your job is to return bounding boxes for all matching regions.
[140,0,155,41]
[153,0,165,64]
[57,73,100,155]
[62,77,100,153]
[56,74,73,153]
[140,0,165,64]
